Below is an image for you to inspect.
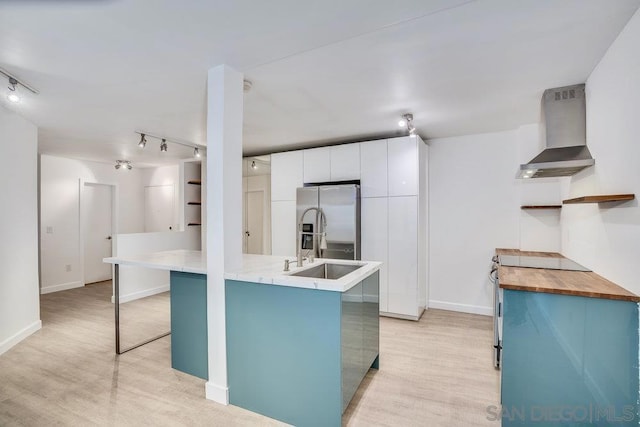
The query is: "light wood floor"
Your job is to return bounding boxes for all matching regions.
[0,282,500,426]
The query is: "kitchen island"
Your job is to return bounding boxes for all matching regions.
[496,249,640,427]
[104,250,381,426]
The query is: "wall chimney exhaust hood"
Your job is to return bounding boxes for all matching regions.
[517,84,594,179]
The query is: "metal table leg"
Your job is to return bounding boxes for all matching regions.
[114,263,170,355]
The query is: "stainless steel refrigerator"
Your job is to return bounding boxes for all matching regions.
[296,184,361,260]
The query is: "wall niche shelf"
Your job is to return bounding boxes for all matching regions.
[187,201,202,206]
[187,223,201,227]
[188,179,202,185]
[521,205,562,210]
[562,194,635,205]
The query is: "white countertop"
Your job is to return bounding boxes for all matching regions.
[104,249,207,274]
[104,250,381,292]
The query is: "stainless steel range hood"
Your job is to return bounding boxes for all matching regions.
[517,84,594,179]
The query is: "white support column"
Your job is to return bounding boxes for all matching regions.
[205,64,244,404]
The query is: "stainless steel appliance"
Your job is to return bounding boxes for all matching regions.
[489,253,593,369]
[296,184,360,260]
[517,84,595,179]
[489,255,501,369]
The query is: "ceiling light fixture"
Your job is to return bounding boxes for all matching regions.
[7,78,20,103]
[400,113,417,137]
[1,68,38,105]
[115,160,132,171]
[251,160,257,170]
[134,131,205,158]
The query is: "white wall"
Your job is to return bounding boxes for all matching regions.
[428,127,565,314]
[141,164,180,232]
[429,131,520,314]
[561,9,640,296]
[40,155,146,293]
[0,106,41,355]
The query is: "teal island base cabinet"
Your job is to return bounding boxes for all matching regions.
[170,271,208,380]
[501,290,639,427]
[225,271,380,427]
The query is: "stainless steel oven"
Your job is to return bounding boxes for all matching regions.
[489,255,502,369]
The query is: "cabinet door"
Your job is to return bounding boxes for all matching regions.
[360,139,388,198]
[303,147,331,184]
[271,200,296,256]
[388,136,418,196]
[271,151,303,201]
[388,196,418,317]
[330,144,360,181]
[361,197,388,312]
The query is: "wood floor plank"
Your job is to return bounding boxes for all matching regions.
[0,281,500,426]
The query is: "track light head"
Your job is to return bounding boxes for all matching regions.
[138,133,147,148]
[160,139,168,152]
[251,160,257,170]
[6,77,20,103]
[400,113,417,136]
[194,147,201,158]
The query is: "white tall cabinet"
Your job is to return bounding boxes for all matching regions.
[270,136,428,320]
[270,151,303,256]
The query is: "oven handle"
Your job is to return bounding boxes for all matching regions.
[489,266,498,283]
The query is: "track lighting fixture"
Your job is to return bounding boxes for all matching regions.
[399,113,417,136]
[1,68,38,105]
[251,160,257,170]
[134,131,204,157]
[115,160,132,171]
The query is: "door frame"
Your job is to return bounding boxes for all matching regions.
[79,179,119,286]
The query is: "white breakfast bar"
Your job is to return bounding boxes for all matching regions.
[104,250,381,427]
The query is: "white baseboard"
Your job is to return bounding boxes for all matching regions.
[0,320,42,356]
[205,381,229,405]
[111,284,169,304]
[40,281,83,294]
[428,300,492,316]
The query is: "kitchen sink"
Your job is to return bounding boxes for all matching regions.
[290,262,364,280]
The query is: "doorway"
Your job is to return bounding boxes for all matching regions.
[82,182,115,285]
[144,184,175,232]
[245,190,264,254]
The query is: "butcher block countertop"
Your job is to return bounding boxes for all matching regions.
[495,248,640,302]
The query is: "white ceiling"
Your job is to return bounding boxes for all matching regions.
[0,0,638,165]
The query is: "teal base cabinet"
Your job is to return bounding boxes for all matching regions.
[225,271,379,427]
[501,290,639,426]
[170,271,208,380]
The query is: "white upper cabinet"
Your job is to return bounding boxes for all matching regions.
[360,139,388,198]
[271,151,303,201]
[388,136,418,196]
[303,147,331,184]
[330,144,360,181]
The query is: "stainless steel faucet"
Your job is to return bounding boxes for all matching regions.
[296,207,327,267]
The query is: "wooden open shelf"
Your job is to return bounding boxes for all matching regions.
[521,205,562,210]
[187,223,201,227]
[188,179,202,185]
[187,201,202,206]
[562,194,635,205]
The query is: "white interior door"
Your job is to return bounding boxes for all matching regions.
[144,185,175,232]
[84,184,113,284]
[246,190,264,254]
